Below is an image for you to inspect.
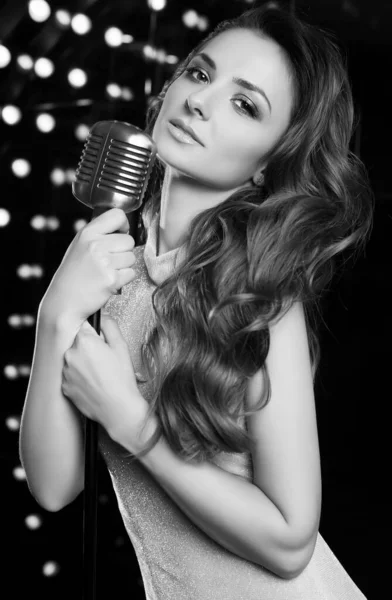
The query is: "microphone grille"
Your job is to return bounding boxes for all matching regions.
[75,131,103,184]
[73,121,157,211]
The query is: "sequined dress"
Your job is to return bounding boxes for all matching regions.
[98,212,367,600]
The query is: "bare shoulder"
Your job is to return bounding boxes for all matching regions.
[246,301,321,549]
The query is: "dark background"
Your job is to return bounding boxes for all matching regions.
[0,1,389,598]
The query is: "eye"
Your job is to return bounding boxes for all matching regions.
[184,65,259,119]
[185,66,209,83]
[233,98,258,118]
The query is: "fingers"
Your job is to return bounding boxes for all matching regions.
[101,233,135,252]
[88,207,130,235]
[106,251,136,271]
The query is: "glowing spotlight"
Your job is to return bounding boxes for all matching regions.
[8,314,23,328]
[104,27,123,47]
[166,54,179,65]
[65,169,75,184]
[17,363,31,375]
[25,514,43,530]
[121,87,134,101]
[156,49,166,64]
[0,208,11,227]
[36,113,56,133]
[122,34,134,44]
[74,123,90,141]
[11,159,31,178]
[148,0,166,10]
[4,365,18,379]
[5,416,20,431]
[34,57,54,78]
[71,13,92,35]
[145,78,152,96]
[198,16,209,32]
[106,83,122,98]
[68,68,87,88]
[31,215,46,230]
[42,561,60,577]
[143,45,156,60]
[13,466,27,481]
[17,54,34,71]
[28,0,51,23]
[1,105,22,125]
[46,216,60,231]
[55,9,71,27]
[183,10,199,28]
[0,44,11,68]
[74,218,88,232]
[50,168,66,185]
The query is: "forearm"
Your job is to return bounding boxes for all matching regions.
[112,415,304,579]
[19,306,85,511]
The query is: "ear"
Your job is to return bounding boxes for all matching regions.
[252,170,265,187]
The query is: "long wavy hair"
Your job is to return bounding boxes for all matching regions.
[129,4,374,463]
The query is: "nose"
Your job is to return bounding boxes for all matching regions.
[185,92,209,119]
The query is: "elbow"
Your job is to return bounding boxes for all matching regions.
[277,531,318,580]
[35,496,70,513]
[26,479,84,513]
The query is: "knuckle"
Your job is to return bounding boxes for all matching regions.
[114,207,127,221]
[106,271,117,289]
[88,239,99,253]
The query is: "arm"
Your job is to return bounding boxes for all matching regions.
[19,304,85,512]
[111,301,321,580]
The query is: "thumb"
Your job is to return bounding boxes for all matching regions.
[100,313,127,349]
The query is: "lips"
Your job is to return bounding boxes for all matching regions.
[169,118,204,146]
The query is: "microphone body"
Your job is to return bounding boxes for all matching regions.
[73,119,156,218]
[71,120,156,600]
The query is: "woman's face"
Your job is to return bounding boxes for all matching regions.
[152,28,294,191]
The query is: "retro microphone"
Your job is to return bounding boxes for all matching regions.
[72,120,157,600]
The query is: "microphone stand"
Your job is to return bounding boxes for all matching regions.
[72,119,156,600]
[82,206,140,600]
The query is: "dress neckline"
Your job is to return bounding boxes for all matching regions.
[143,211,187,286]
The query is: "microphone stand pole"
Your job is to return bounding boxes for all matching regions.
[82,207,140,600]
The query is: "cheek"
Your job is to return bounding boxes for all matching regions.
[214,129,263,176]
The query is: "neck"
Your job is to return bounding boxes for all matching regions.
[157,167,243,256]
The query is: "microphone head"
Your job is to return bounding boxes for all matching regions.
[72,120,157,214]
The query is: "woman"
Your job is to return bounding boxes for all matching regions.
[19,5,373,599]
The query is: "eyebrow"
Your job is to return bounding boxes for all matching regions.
[194,52,272,114]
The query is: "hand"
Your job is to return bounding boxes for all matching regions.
[61,313,150,445]
[40,208,137,326]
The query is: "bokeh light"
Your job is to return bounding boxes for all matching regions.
[0,44,11,68]
[55,9,72,27]
[148,0,167,10]
[74,123,90,141]
[28,0,51,23]
[42,561,60,577]
[71,13,92,35]
[25,514,43,530]
[11,159,31,178]
[1,105,22,125]
[16,54,34,71]
[5,416,20,431]
[0,208,11,227]
[106,83,122,98]
[36,113,56,133]
[50,168,66,186]
[68,68,88,88]
[104,27,123,47]
[34,57,55,78]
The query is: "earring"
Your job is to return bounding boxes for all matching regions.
[253,171,265,187]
